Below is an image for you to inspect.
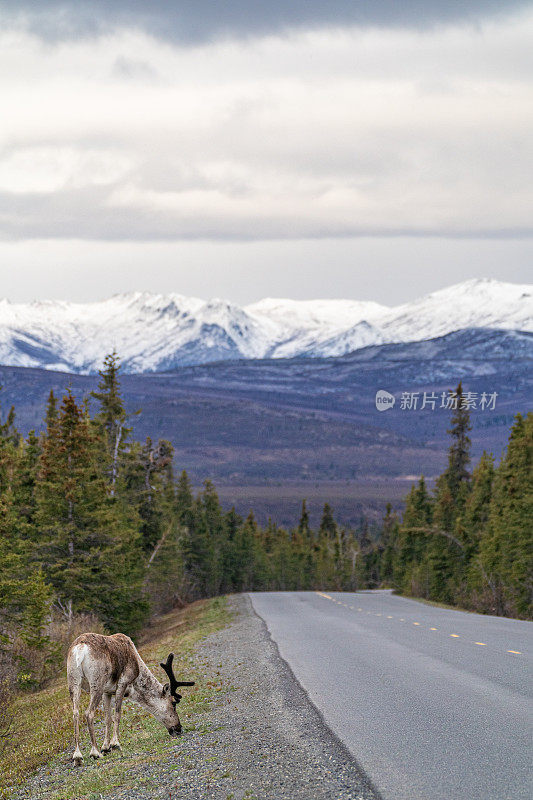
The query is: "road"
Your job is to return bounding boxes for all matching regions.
[249,590,532,800]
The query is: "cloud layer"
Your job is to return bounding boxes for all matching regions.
[0,7,531,242]
[2,1,530,43]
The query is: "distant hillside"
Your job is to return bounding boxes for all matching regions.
[0,278,531,372]
[1,326,530,526]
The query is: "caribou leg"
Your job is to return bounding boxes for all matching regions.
[69,679,83,766]
[109,682,127,750]
[101,693,113,753]
[86,685,104,759]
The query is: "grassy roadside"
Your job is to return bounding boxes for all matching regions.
[396,592,501,616]
[1,596,232,800]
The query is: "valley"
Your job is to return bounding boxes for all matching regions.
[1,326,530,528]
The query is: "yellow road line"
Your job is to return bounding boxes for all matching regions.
[316,592,524,658]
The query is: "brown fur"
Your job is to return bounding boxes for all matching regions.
[67,631,183,764]
[68,633,140,684]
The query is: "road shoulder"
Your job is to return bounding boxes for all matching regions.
[9,595,379,800]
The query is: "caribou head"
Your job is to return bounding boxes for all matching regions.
[160,653,196,735]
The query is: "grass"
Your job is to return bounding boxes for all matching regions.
[1,596,232,799]
[394,591,482,615]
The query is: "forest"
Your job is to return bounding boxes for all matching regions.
[0,353,531,716]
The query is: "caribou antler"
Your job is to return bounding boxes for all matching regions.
[160,653,195,704]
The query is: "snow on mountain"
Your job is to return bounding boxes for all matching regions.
[378,278,533,343]
[0,279,530,373]
[245,297,387,358]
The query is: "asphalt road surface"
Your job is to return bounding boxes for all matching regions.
[249,590,532,800]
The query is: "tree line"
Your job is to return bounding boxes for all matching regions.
[0,357,530,698]
[0,354,363,693]
[360,384,532,620]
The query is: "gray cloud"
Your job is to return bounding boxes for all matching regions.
[1,1,531,43]
[0,4,531,244]
[0,185,530,242]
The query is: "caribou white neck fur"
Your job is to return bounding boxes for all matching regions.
[67,632,192,765]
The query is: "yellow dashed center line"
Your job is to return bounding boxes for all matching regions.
[313,593,523,657]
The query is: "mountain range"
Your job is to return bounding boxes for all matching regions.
[0,278,531,373]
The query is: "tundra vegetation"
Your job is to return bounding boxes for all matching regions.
[0,355,530,769]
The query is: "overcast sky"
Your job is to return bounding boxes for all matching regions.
[0,0,531,304]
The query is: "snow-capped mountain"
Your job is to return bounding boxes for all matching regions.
[0,279,531,373]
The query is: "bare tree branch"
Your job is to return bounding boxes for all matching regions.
[402,526,465,550]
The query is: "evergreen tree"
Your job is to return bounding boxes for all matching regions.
[232,511,258,591]
[478,413,532,618]
[461,451,494,562]
[380,503,399,585]
[175,469,195,526]
[13,430,41,527]
[319,503,336,538]
[429,384,472,601]
[124,437,174,552]
[298,499,311,539]
[395,476,433,595]
[0,489,57,687]
[91,351,130,496]
[437,382,472,511]
[0,389,19,495]
[355,520,372,588]
[44,389,58,435]
[36,389,147,631]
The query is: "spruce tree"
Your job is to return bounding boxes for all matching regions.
[319,503,336,538]
[232,511,258,591]
[91,351,130,496]
[429,384,473,602]
[380,503,399,585]
[175,469,195,526]
[44,389,58,435]
[461,451,494,562]
[13,430,41,528]
[439,381,472,507]
[298,499,311,539]
[0,488,56,687]
[478,413,532,618]
[36,389,147,631]
[395,477,433,596]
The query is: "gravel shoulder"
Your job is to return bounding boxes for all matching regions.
[10,594,380,800]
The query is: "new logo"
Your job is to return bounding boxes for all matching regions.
[375,390,395,411]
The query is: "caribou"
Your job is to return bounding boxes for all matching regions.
[67,632,194,765]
